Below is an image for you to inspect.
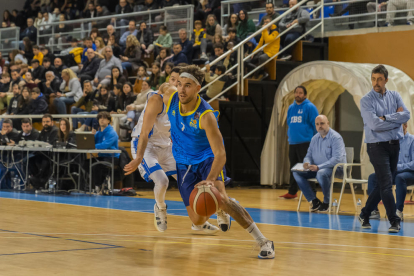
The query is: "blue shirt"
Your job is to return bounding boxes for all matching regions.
[119,29,138,47]
[82,44,97,63]
[95,125,120,158]
[397,132,414,172]
[303,128,347,170]
[360,89,410,143]
[166,91,218,165]
[287,98,319,144]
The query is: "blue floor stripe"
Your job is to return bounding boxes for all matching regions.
[1,191,414,238]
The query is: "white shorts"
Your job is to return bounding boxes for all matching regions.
[131,138,176,182]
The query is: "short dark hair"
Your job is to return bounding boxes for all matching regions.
[263,15,272,22]
[114,83,123,90]
[84,37,93,42]
[159,25,168,32]
[97,111,111,121]
[179,65,204,85]
[266,2,274,7]
[21,118,32,125]
[43,57,50,63]
[194,20,202,26]
[171,67,181,74]
[213,43,224,50]
[33,45,39,50]
[173,43,182,48]
[31,59,40,65]
[42,114,53,120]
[160,47,171,56]
[372,64,388,79]
[228,27,236,34]
[295,85,307,96]
[3,119,12,127]
[216,64,226,75]
[32,87,41,94]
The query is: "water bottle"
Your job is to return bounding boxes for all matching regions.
[332,199,338,214]
[357,198,362,214]
[48,179,56,193]
[13,175,21,191]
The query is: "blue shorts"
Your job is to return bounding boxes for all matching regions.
[177,157,230,206]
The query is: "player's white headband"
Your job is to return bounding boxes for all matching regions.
[180,72,200,86]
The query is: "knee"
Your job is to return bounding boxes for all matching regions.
[316,169,331,181]
[394,174,407,186]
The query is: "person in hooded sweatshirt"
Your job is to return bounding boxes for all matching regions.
[28,87,49,116]
[280,85,319,199]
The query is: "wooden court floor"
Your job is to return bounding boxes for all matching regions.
[1,188,414,276]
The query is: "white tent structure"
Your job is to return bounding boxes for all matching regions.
[260,61,414,186]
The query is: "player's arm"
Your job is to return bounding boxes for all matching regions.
[124,95,163,175]
[201,112,226,183]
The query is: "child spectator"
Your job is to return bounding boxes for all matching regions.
[191,20,206,59]
[133,66,149,94]
[0,73,10,93]
[202,64,228,101]
[148,62,165,90]
[163,62,174,83]
[155,47,173,72]
[154,25,173,55]
[32,45,44,65]
[28,87,49,114]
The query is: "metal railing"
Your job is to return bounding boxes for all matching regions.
[0,27,20,56]
[206,0,322,102]
[36,5,194,52]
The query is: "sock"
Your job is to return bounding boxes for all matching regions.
[150,170,169,209]
[245,223,265,243]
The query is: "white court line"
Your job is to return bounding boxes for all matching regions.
[2,196,414,240]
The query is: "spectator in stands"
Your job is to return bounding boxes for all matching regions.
[237,10,256,40]
[12,86,32,129]
[11,49,28,64]
[170,43,188,65]
[20,71,38,90]
[120,20,138,49]
[155,47,174,72]
[223,13,239,39]
[21,37,34,63]
[34,11,43,29]
[281,85,319,199]
[31,59,45,85]
[120,35,143,75]
[41,58,57,83]
[41,48,56,67]
[94,47,123,86]
[366,122,414,220]
[224,28,241,49]
[108,66,127,91]
[259,3,280,28]
[79,38,97,65]
[279,0,310,60]
[48,14,73,50]
[202,63,227,101]
[28,87,49,115]
[154,25,173,54]
[144,0,159,10]
[78,48,102,84]
[102,25,117,45]
[191,20,206,59]
[209,44,232,71]
[96,4,111,29]
[20,64,29,79]
[178,28,193,63]
[0,73,10,93]
[91,111,120,188]
[148,62,165,90]
[121,79,154,129]
[32,45,44,65]
[137,21,154,54]
[0,119,19,145]
[39,11,54,44]
[94,37,106,59]
[54,58,67,76]
[90,28,101,44]
[293,115,346,212]
[83,1,97,19]
[386,0,414,26]
[113,0,133,34]
[163,62,174,83]
[245,16,280,78]
[108,34,122,58]
[206,15,222,42]
[58,118,76,144]
[20,18,37,43]
[17,118,40,142]
[43,71,61,106]
[0,51,5,73]
[3,10,14,27]
[8,70,23,92]
[6,84,21,120]
[119,82,137,112]
[54,68,83,114]
[133,66,149,93]
[72,80,98,130]
[367,0,388,14]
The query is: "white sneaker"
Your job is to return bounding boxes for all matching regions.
[407,21,413,26]
[397,210,404,221]
[200,53,208,60]
[369,210,380,219]
[258,239,275,259]
[216,209,231,232]
[191,222,219,234]
[154,204,167,232]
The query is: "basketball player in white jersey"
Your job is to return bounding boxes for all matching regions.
[130,68,219,234]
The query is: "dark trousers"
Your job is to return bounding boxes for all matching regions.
[288,142,311,195]
[92,157,119,187]
[281,32,302,56]
[361,142,401,224]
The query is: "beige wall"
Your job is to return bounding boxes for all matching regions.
[329,30,414,80]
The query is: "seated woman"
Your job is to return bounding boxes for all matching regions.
[237,10,256,40]
[12,86,32,129]
[154,25,173,56]
[148,62,165,90]
[155,47,173,72]
[54,68,83,114]
[48,14,73,50]
[58,118,76,144]
[120,79,154,130]
[94,37,106,59]
[19,71,38,90]
[162,62,174,83]
[133,66,149,94]
[120,35,144,76]
[102,66,126,92]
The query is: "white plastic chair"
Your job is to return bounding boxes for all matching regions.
[297,147,368,214]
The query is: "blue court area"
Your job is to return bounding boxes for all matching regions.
[1,191,413,238]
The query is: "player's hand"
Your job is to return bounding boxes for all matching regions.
[124,157,142,175]
[397,106,404,112]
[309,165,319,172]
[195,180,215,188]
[303,163,310,169]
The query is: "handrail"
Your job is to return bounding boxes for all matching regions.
[0,114,125,119]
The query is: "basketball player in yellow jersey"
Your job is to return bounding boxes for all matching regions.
[126,65,275,259]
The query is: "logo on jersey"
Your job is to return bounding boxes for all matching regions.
[290,116,302,123]
[172,110,176,116]
[181,122,185,131]
[194,112,200,120]
[189,119,198,129]
[298,109,303,114]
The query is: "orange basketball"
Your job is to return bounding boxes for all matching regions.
[189,185,222,217]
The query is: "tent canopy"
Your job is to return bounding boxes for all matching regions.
[261,61,414,186]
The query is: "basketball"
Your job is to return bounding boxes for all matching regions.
[189,185,222,217]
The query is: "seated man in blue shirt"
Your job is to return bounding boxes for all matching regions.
[92,111,120,190]
[367,122,414,221]
[293,115,347,212]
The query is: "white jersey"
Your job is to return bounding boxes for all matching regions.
[131,92,171,148]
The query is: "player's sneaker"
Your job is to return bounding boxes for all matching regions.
[154,204,167,232]
[216,209,231,232]
[191,222,219,234]
[397,210,404,221]
[369,210,380,219]
[258,239,275,259]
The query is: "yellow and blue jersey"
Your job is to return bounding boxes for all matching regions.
[166,91,219,165]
